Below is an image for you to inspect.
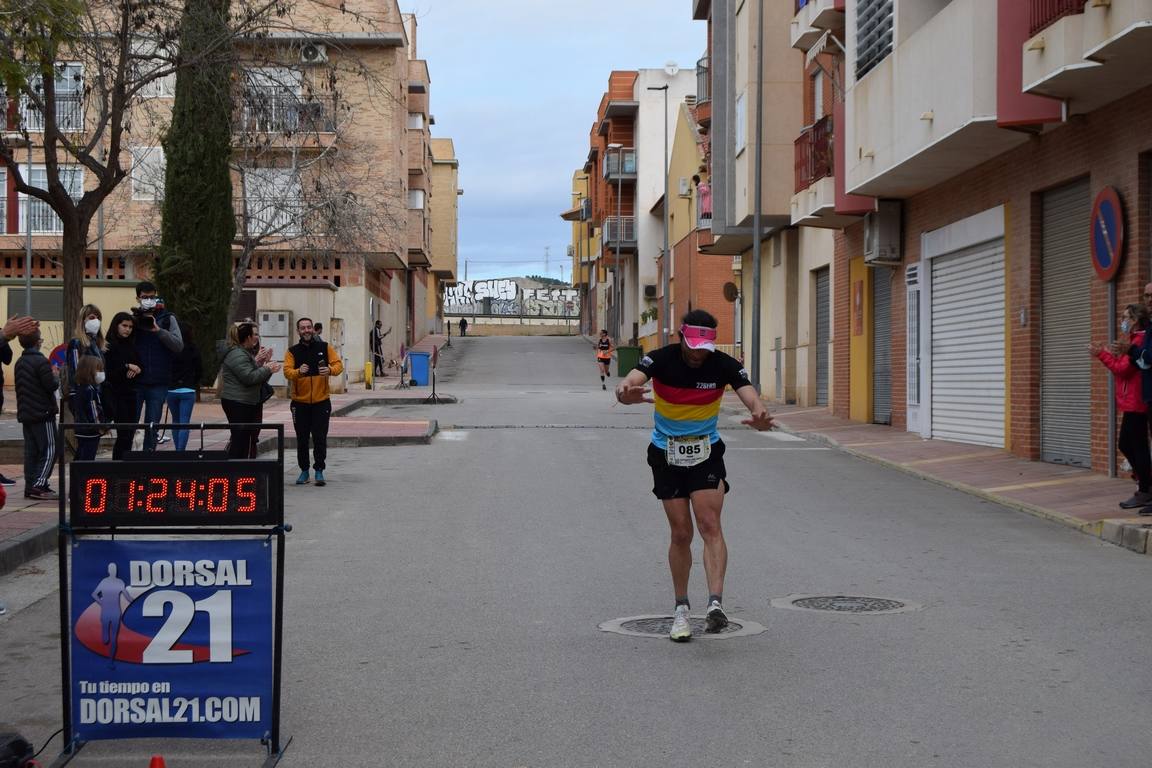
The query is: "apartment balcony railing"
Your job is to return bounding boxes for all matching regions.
[1030,0,1084,35]
[603,150,637,179]
[10,198,66,234]
[240,94,336,135]
[602,216,636,246]
[696,56,710,104]
[21,93,84,133]
[794,115,834,193]
[237,197,309,238]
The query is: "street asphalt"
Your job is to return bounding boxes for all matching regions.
[1,334,1150,767]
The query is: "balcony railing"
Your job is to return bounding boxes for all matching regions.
[21,93,84,133]
[12,198,66,234]
[603,216,636,245]
[237,196,309,237]
[794,115,834,193]
[1030,0,1084,35]
[696,56,710,104]
[240,94,336,135]
[603,150,637,178]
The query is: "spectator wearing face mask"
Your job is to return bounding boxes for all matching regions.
[131,281,183,451]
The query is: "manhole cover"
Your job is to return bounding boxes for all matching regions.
[599,614,766,640]
[771,595,922,615]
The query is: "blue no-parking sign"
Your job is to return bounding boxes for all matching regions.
[69,539,273,741]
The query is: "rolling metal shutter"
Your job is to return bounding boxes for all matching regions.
[1041,179,1092,466]
[872,267,893,424]
[815,268,830,406]
[930,242,1005,446]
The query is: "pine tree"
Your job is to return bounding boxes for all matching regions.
[155,0,236,383]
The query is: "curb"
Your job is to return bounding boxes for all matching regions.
[0,522,56,578]
[773,419,1152,556]
[331,397,456,417]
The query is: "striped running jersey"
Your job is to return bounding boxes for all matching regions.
[634,344,752,449]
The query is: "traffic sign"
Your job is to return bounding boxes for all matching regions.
[1091,186,1125,282]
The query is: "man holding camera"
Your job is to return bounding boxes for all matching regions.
[132,281,183,451]
[284,317,343,486]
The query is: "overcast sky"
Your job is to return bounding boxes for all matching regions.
[408,1,703,283]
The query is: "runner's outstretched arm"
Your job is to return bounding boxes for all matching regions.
[615,369,652,404]
[734,384,774,430]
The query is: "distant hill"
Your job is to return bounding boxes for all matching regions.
[525,275,567,287]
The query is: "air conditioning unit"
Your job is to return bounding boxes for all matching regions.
[300,43,328,64]
[678,177,691,196]
[863,199,902,265]
[643,284,657,299]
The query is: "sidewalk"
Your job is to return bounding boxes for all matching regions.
[0,334,454,576]
[760,402,1152,557]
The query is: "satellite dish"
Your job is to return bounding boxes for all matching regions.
[664,61,680,77]
[722,282,739,303]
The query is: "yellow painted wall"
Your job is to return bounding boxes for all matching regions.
[848,257,872,423]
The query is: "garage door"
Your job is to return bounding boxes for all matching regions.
[1041,178,1092,466]
[930,241,1005,446]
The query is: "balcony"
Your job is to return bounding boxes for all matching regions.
[21,93,84,133]
[794,115,833,193]
[696,56,710,104]
[237,197,309,239]
[602,216,637,251]
[239,94,336,135]
[792,0,846,50]
[1031,0,1084,35]
[1022,0,1152,114]
[603,150,637,179]
[845,0,1029,198]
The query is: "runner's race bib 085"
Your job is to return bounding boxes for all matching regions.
[666,436,711,467]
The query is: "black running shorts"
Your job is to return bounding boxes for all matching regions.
[646,440,729,500]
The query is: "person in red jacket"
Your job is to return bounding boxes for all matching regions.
[1094,302,1152,512]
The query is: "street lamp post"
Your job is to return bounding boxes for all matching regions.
[607,142,624,346]
[647,83,670,347]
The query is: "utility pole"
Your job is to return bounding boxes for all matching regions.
[750,0,765,390]
[647,82,671,346]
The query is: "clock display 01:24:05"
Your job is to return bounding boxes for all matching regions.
[79,475,265,517]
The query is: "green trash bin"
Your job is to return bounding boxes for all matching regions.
[616,346,641,377]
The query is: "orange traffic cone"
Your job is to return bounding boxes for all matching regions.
[148,756,166,768]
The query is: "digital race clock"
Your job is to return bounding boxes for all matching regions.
[69,460,283,527]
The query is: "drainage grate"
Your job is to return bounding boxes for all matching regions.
[792,596,904,613]
[599,614,766,640]
[771,595,921,615]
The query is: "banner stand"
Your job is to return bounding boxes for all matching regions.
[49,423,292,767]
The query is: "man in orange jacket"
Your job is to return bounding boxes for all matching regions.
[284,317,344,486]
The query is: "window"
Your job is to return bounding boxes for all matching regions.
[22,63,83,132]
[242,68,304,133]
[407,112,425,129]
[20,165,82,233]
[408,189,425,210]
[135,40,175,98]
[734,92,747,154]
[244,167,303,236]
[131,146,165,201]
[856,0,894,80]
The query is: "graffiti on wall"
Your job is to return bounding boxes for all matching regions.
[444,280,581,317]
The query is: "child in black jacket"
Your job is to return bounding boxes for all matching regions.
[72,355,108,461]
[14,330,59,500]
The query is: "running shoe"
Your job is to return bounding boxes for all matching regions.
[669,605,692,642]
[314,470,326,487]
[705,600,729,633]
[0,474,15,486]
[295,471,310,485]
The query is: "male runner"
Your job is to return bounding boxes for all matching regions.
[615,309,773,642]
[595,329,614,390]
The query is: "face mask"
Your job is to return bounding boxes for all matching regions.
[85,318,102,335]
[95,372,106,384]
[1122,320,1132,334]
[140,298,158,310]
